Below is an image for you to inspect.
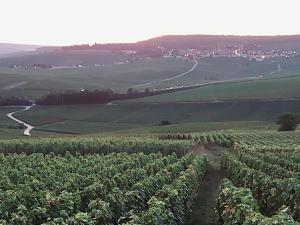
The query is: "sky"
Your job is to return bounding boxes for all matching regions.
[1,0,299,46]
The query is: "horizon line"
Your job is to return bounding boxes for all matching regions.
[1,33,300,47]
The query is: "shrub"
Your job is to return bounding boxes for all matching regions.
[159,120,172,126]
[277,114,299,131]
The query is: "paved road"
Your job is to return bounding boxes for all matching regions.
[130,60,267,92]
[132,60,199,88]
[2,81,28,90]
[6,104,35,136]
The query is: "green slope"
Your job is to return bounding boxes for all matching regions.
[130,74,300,102]
[2,55,300,99]
[15,99,300,135]
[0,58,192,98]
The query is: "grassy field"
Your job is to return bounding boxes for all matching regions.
[2,54,300,139]
[0,107,24,139]
[125,56,300,90]
[105,121,277,135]
[11,99,298,136]
[130,74,300,102]
[0,58,192,98]
[1,56,300,99]
[0,105,277,139]
[0,50,129,67]
[0,107,20,126]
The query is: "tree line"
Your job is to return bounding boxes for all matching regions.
[36,89,168,105]
[0,97,31,106]
[0,85,198,106]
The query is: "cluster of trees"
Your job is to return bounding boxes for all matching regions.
[0,97,31,106]
[277,114,299,131]
[36,89,161,105]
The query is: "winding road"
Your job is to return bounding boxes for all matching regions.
[132,59,199,88]
[6,104,35,136]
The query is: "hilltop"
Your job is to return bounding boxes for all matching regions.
[0,43,42,56]
[63,34,300,51]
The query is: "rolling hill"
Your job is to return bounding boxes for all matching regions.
[64,35,300,51]
[129,73,300,103]
[0,43,42,56]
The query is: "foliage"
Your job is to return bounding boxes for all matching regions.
[0,151,207,224]
[222,153,300,221]
[159,133,193,140]
[277,114,299,131]
[195,133,233,147]
[124,155,208,225]
[217,178,297,225]
[0,97,30,106]
[36,89,169,105]
[159,120,172,126]
[0,137,192,156]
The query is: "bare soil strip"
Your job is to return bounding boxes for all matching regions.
[186,145,224,225]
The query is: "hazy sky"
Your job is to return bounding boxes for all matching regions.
[1,0,299,45]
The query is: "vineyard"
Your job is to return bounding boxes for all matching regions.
[0,137,192,156]
[0,132,299,224]
[217,132,300,225]
[0,151,208,224]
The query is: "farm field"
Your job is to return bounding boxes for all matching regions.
[0,136,206,224]
[0,57,193,98]
[218,132,300,224]
[0,50,129,67]
[0,107,20,126]
[0,131,299,224]
[2,2,300,224]
[11,99,299,136]
[139,55,300,90]
[1,55,300,99]
[130,73,300,102]
[0,107,23,139]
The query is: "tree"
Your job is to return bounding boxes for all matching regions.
[127,88,134,95]
[277,114,299,131]
[159,120,172,126]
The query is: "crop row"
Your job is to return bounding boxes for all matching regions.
[238,153,299,179]
[0,137,192,156]
[158,133,233,147]
[251,153,300,173]
[196,133,233,147]
[232,132,300,153]
[0,153,174,224]
[222,153,300,221]
[0,152,207,225]
[124,155,208,225]
[217,178,298,225]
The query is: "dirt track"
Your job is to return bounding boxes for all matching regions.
[6,104,35,136]
[186,145,225,225]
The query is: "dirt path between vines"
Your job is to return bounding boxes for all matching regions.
[186,145,225,225]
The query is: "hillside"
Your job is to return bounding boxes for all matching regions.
[64,35,300,51]
[0,49,130,67]
[128,73,300,103]
[1,55,300,99]
[0,58,192,98]
[0,43,42,56]
[9,99,297,135]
